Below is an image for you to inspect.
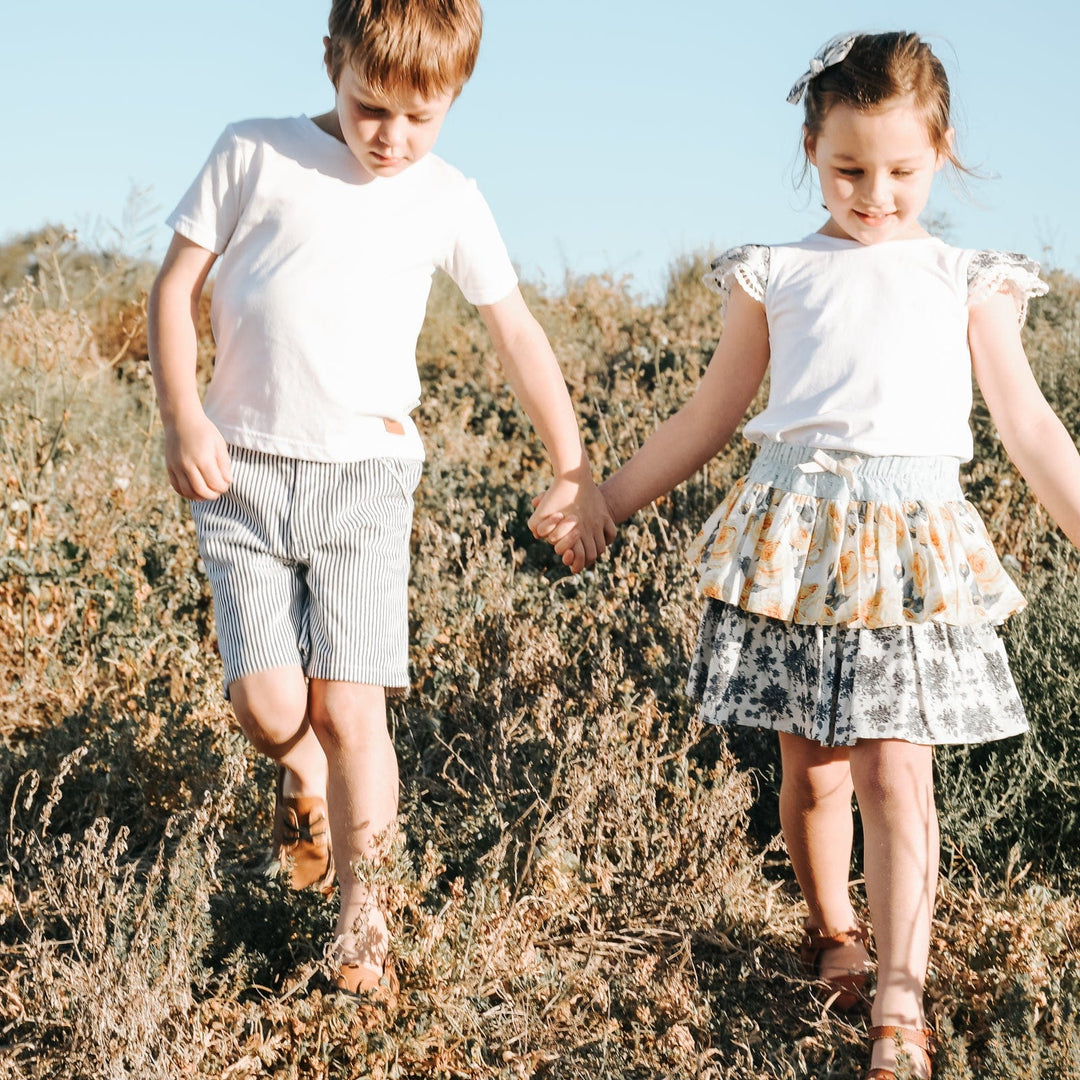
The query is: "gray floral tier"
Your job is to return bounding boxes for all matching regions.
[686,598,1028,747]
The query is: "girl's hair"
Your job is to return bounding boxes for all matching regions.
[326,0,483,99]
[801,32,967,173]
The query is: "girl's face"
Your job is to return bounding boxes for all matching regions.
[807,96,951,244]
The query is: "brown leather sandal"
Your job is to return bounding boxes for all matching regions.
[270,766,336,896]
[865,1024,934,1079]
[799,921,871,1012]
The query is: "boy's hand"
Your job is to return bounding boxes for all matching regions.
[529,473,616,574]
[476,290,616,572]
[164,412,233,501]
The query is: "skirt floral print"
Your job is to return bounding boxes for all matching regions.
[685,442,1029,746]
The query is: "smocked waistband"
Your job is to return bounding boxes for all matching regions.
[748,440,963,502]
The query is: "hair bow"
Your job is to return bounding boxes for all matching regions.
[786,33,858,104]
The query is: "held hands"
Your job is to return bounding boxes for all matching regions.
[163,411,233,500]
[528,469,616,574]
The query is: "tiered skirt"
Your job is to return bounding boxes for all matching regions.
[685,442,1029,746]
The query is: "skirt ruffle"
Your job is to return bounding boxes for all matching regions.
[687,599,1028,747]
[687,450,1026,629]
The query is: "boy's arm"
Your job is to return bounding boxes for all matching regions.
[476,287,615,573]
[148,233,232,501]
[970,291,1080,546]
[595,285,770,527]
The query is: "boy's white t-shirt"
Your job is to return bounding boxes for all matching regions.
[167,116,519,462]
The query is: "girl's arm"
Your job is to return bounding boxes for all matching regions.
[970,291,1080,546]
[597,284,770,527]
[476,287,616,573]
[148,233,232,501]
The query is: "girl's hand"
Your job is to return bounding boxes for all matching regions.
[164,411,233,500]
[476,290,615,573]
[529,471,616,573]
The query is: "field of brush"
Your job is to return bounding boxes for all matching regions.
[1,229,1080,1078]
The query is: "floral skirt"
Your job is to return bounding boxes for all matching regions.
[687,599,1027,746]
[685,443,1028,746]
[687,443,1025,628]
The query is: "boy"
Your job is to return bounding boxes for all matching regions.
[148,0,613,1000]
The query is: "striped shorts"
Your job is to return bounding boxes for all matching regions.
[190,447,422,694]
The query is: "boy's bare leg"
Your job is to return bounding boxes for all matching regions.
[229,666,328,797]
[850,738,937,1079]
[308,679,397,971]
[778,732,870,981]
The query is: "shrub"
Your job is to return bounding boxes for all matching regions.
[3,231,1080,1077]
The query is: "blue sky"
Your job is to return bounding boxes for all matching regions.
[4,1,1077,298]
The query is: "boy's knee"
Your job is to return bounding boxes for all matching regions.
[229,669,309,757]
[308,682,389,752]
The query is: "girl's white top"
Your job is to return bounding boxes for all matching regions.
[705,234,1048,461]
[166,116,519,463]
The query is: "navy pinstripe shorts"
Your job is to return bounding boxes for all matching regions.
[190,447,422,694]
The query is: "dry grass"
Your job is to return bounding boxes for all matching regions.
[1,230,1080,1077]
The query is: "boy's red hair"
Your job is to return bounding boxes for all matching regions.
[326,0,483,98]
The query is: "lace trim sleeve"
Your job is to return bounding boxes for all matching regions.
[967,250,1049,327]
[702,244,770,311]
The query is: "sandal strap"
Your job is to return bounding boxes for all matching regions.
[799,921,870,969]
[279,805,329,846]
[803,923,869,950]
[867,1025,935,1076]
[867,1026,934,1054]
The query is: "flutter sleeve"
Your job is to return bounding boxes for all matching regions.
[702,244,770,313]
[967,250,1049,327]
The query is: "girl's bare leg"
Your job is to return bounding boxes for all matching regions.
[308,679,398,971]
[778,732,870,981]
[850,738,937,1079]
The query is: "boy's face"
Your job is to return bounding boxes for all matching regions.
[331,59,456,178]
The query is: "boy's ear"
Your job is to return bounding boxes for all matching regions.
[322,35,335,84]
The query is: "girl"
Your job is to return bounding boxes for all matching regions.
[534,31,1080,1080]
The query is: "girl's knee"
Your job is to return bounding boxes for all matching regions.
[850,740,934,808]
[780,735,854,806]
[782,762,854,809]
